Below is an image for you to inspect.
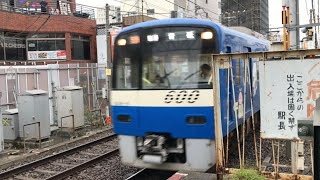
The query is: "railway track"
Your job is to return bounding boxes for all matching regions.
[126,168,177,180]
[0,134,118,180]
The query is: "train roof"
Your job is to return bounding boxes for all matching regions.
[118,18,270,48]
[117,18,269,47]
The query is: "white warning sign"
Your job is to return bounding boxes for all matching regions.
[260,59,320,139]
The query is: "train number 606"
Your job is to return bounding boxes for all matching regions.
[164,90,200,104]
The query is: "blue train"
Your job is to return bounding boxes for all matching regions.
[111,18,269,171]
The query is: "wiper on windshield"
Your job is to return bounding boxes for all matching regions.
[159,68,177,88]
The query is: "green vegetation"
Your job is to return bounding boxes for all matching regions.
[84,107,100,125]
[232,169,266,180]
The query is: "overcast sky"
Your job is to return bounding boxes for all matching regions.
[76,0,315,29]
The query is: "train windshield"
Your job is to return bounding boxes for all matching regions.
[113,27,218,90]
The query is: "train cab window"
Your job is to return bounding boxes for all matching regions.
[115,57,139,89]
[142,52,213,89]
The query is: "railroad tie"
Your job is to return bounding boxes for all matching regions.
[33,169,57,174]
[51,162,75,167]
[13,175,42,180]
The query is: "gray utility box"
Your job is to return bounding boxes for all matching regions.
[2,109,19,141]
[18,90,50,140]
[0,108,4,152]
[56,86,84,129]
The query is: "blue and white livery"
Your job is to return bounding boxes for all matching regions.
[111,18,269,171]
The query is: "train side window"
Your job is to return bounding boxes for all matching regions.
[225,46,231,53]
[235,61,241,85]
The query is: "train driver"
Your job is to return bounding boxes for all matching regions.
[198,64,213,87]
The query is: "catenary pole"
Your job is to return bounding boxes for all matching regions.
[105,4,112,122]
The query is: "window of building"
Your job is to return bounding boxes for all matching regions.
[71,35,91,60]
[26,33,66,60]
[0,32,27,61]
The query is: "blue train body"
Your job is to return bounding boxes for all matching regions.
[111,18,269,171]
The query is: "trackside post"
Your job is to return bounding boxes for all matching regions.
[212,56,224,179]
[314,97,320,179]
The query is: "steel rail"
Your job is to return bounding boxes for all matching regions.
[125,168,176,180]
[46,149,119,180]
[0,134,117,179]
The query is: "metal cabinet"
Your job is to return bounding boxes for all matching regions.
[18,90,50,140]
[2,109,19,141]
[56,86,84,129]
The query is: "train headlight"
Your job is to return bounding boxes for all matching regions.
[201,32,213,40]
[117,39,127,46]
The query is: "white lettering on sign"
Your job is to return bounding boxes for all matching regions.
[186,31,195,39]
[168,33,175,40]
[0,42,26,49]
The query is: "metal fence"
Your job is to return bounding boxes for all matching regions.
[0,63,107,126]
[211,50,318,179]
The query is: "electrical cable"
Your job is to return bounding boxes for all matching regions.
[26,14,51,38]
[163,0,217,21]
[10,13,42,38]
[113,0,169,18]
[128,0,140,13]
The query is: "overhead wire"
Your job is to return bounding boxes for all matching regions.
[186,0,220,16]
[113,0,170,18]
[143,1,186,18]
[4,0,287,37]
[162,0,217,21]
[75,0,219,21]
[127,0,140,13]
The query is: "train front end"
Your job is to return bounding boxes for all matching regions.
[112,21,220,171]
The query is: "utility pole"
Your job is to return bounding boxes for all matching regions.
[282,2,288,50]
[105,4,111,122]
[142,0,144,22]
[288,0,299,50]
[311,0,318,48]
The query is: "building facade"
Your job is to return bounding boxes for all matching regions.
[121,0,221,23]
[0,0,97,63]
[221,0,269,35]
